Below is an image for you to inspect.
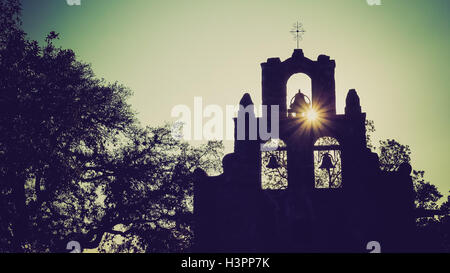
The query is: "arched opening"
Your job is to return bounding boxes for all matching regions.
[286,73,312,117]
[313,137,342,188]
[261,139,287,190]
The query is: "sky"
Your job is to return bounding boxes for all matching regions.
[20,0,449,196]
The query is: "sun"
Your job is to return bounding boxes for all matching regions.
[306,108,318,121]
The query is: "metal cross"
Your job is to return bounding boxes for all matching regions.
[290,22,306,49]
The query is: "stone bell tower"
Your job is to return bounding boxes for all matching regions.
[262,49,336,118]
[193,49,415,253]
[259,49,370,251]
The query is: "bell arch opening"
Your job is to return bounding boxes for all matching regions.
[313,137,342,189]
[286,73,312,117]
[261,139,288,190]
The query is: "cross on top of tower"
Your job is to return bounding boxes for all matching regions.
[290,22,306,49]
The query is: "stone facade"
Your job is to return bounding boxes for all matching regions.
[193,49,415,252]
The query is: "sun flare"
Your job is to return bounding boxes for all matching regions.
[306,108,318,121]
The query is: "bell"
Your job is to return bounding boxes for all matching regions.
[266,155,280,169]
[289,90,310,114]
[319,153,335,170]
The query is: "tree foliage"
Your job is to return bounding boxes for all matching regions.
[412,170,443,210]
[377,139,443,211]
[0,0,224,252]
[374,123,448,251]
[365,119,376,151]
[378,139,411,172]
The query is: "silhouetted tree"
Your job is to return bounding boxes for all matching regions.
[0,0,224,252]
[0,0,135,251]
[377,139,443,210]
[365,119,376,151]
[414,192,450,252]
[378,139,411,172]
[375,131,448,252]
[412,170,443,211]
[59,125,223,253]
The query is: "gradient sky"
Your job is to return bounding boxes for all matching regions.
[20,0,449,196]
